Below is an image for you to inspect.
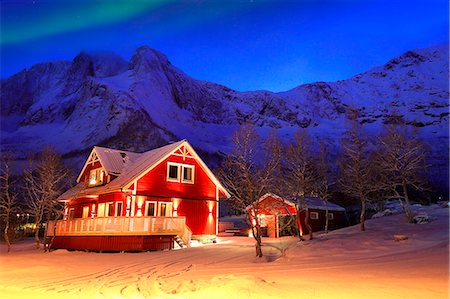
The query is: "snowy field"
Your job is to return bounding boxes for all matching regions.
[0,204,448,299]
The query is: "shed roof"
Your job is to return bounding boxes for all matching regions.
[249,193,346,212]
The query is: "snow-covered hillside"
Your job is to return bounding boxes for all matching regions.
[1,45,448,186]
[0,204,448,299]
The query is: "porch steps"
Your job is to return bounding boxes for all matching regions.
[174,235,188,248]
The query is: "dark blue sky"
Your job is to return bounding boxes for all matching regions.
[1,0,448,92]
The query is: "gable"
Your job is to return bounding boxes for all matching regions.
[76,149,106,183]
[258,195,297,215]
[134,152,219,199]
[122,141,230,198]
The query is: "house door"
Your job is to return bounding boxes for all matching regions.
[158,202,173,217]
[82,206,89,218]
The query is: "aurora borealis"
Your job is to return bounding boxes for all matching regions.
[1,0,448,91]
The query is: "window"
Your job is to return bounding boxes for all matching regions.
[167,162,195,184]
[115,202,123,216]
[107,202,114,216]
[82,206,90,218]
[145,201,156,216]
[310,211,319,220]
[327,213,334,220]
[158,202,173,217]
[68,208,75,219]
[97,203,105,217]
[182,165,194,183]
[167,163,180,182]
[89,168,104,186]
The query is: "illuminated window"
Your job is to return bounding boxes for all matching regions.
[182,165,194,183]
[82,206,89,218]
[97,203,105,217]
[328,213,334,220]
[89,169,104,186]
[310,211,319,220]
[158,202,173,216]
[167,163,180,182]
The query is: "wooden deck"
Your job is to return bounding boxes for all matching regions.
[46,216,192,249]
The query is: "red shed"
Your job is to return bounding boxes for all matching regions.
[250,193,346,238]
[46,140,230,251]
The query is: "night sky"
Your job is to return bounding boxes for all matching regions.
[1,0,448,92]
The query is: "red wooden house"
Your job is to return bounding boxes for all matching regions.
[250,193,346,238]
[46,140,230,251]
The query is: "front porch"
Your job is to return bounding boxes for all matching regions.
[46,216,192,251]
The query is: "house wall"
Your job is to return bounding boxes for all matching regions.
[130,153,219,236]
[135,154,217,200]
[65,145,223,238]
[298,209,346,232]
[49,235,174,251]
[67,192,127,218]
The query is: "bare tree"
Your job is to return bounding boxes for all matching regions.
[217,125,283,258]
[338,117,378,232]
[285,129,317,240]
[24,147,70,249]
[0,155,17,252]
[316,141,332,233]
[376,124,428,223]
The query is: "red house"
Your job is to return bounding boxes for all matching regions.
[46,140,230,251]
[250,193,346,238]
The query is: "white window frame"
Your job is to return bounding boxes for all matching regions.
[144,201,157,216]
[181,165,195,184]
[105,202,114,217]
[115,202,124,217]
[158,202,173,217]
[310,211,319,220]
[327,212,334,220]
[167,162,181,182]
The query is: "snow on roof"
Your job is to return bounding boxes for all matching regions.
[302,196,346,212]
[102,140,186,190]
[248,193,346,212]
[94,146,141,175]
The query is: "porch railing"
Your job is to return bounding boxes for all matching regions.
[46,216,191,246]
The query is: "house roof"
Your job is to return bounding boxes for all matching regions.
[59,140,230,200]
[247,193,346,212]
[94,146,141,176]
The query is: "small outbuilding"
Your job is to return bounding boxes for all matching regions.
[250,193,346,238]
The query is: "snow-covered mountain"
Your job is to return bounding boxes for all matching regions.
[1,45,448,189]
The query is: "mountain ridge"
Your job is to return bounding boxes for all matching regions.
[1,44,448,190]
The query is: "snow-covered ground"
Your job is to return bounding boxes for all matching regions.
[0,204,448,299]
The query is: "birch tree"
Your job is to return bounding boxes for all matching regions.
[316,141,332,233]
[376,124,428,223]
[217,125,283,258]
[24,147,70,249]
[285,129,317,240]
[338,118,378,232]
[0,155,17,252]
